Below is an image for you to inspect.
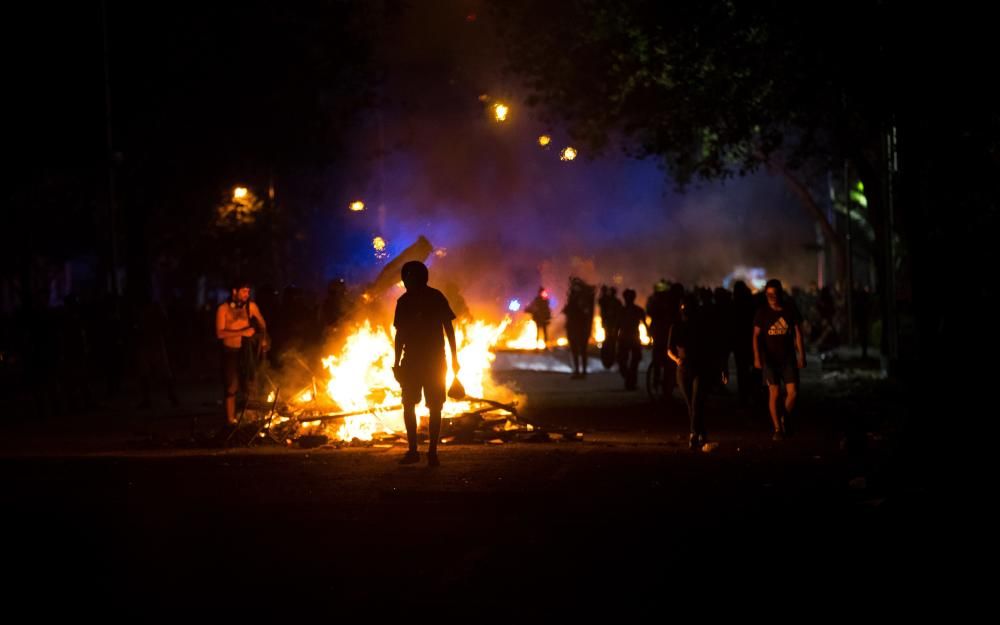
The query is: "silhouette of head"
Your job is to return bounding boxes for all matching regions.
[623,288,637,303]
[401,261,429,290]
[680,293,699,320]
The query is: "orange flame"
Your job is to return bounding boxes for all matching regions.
[293,318,518,441]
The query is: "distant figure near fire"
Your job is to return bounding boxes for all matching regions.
[598,285,623,369]
[392,261,460,467]
[525,286,552,347]
[216,278,268,432]
[563,277,595,378]
[616,289,647,391]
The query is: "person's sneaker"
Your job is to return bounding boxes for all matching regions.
[398,450,420,465]
[772,431,785,442]
[427,451,440,467]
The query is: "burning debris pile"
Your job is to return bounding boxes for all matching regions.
[209,237,596,450]
[228,317,579,449]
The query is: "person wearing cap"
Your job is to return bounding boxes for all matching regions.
[392,261,460,467]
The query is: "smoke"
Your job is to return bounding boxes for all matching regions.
[321,2,818,316]
[334,110,816,316]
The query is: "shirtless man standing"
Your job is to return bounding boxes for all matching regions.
[216,279,267,428]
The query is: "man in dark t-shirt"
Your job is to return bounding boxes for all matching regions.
[753,279,806,441]
[393,261,459,467]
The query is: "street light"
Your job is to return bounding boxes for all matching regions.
[493,103,509,122]
[372,236,388,262]
[350,200,366,212]
[218,186,261,227]
[538,134,551,147]
[560,147,577,161]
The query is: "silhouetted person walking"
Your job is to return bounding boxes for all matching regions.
[525,286,552,347]
[563,277,594,378]
[669,294,728,449]
[392,261,460,467]
[616,289,647,390]
[648,281,682,401]
[599,285,623,368]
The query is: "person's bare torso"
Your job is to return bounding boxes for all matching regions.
[219,303,250,349]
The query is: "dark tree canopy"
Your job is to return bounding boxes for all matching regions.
[492,0,988,188]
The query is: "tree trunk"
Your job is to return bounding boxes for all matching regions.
[760,155,846,284]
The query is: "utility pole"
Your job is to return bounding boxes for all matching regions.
[881,122,899,374]
[844,160,854,348]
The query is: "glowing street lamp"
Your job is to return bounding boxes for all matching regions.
[493,103,509,122]
[372,236,387,251]
[217,186,262,228]
[560,147,577,161]
[350,200,366,212]
[538,134,551,147]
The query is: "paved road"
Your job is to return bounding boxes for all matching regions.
[1,353,945,617]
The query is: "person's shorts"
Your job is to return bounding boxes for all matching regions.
[399,361,447,410]
[763,361,800,387]
[222,347,241,394]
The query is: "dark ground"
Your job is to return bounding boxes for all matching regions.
[1,348,948,617]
